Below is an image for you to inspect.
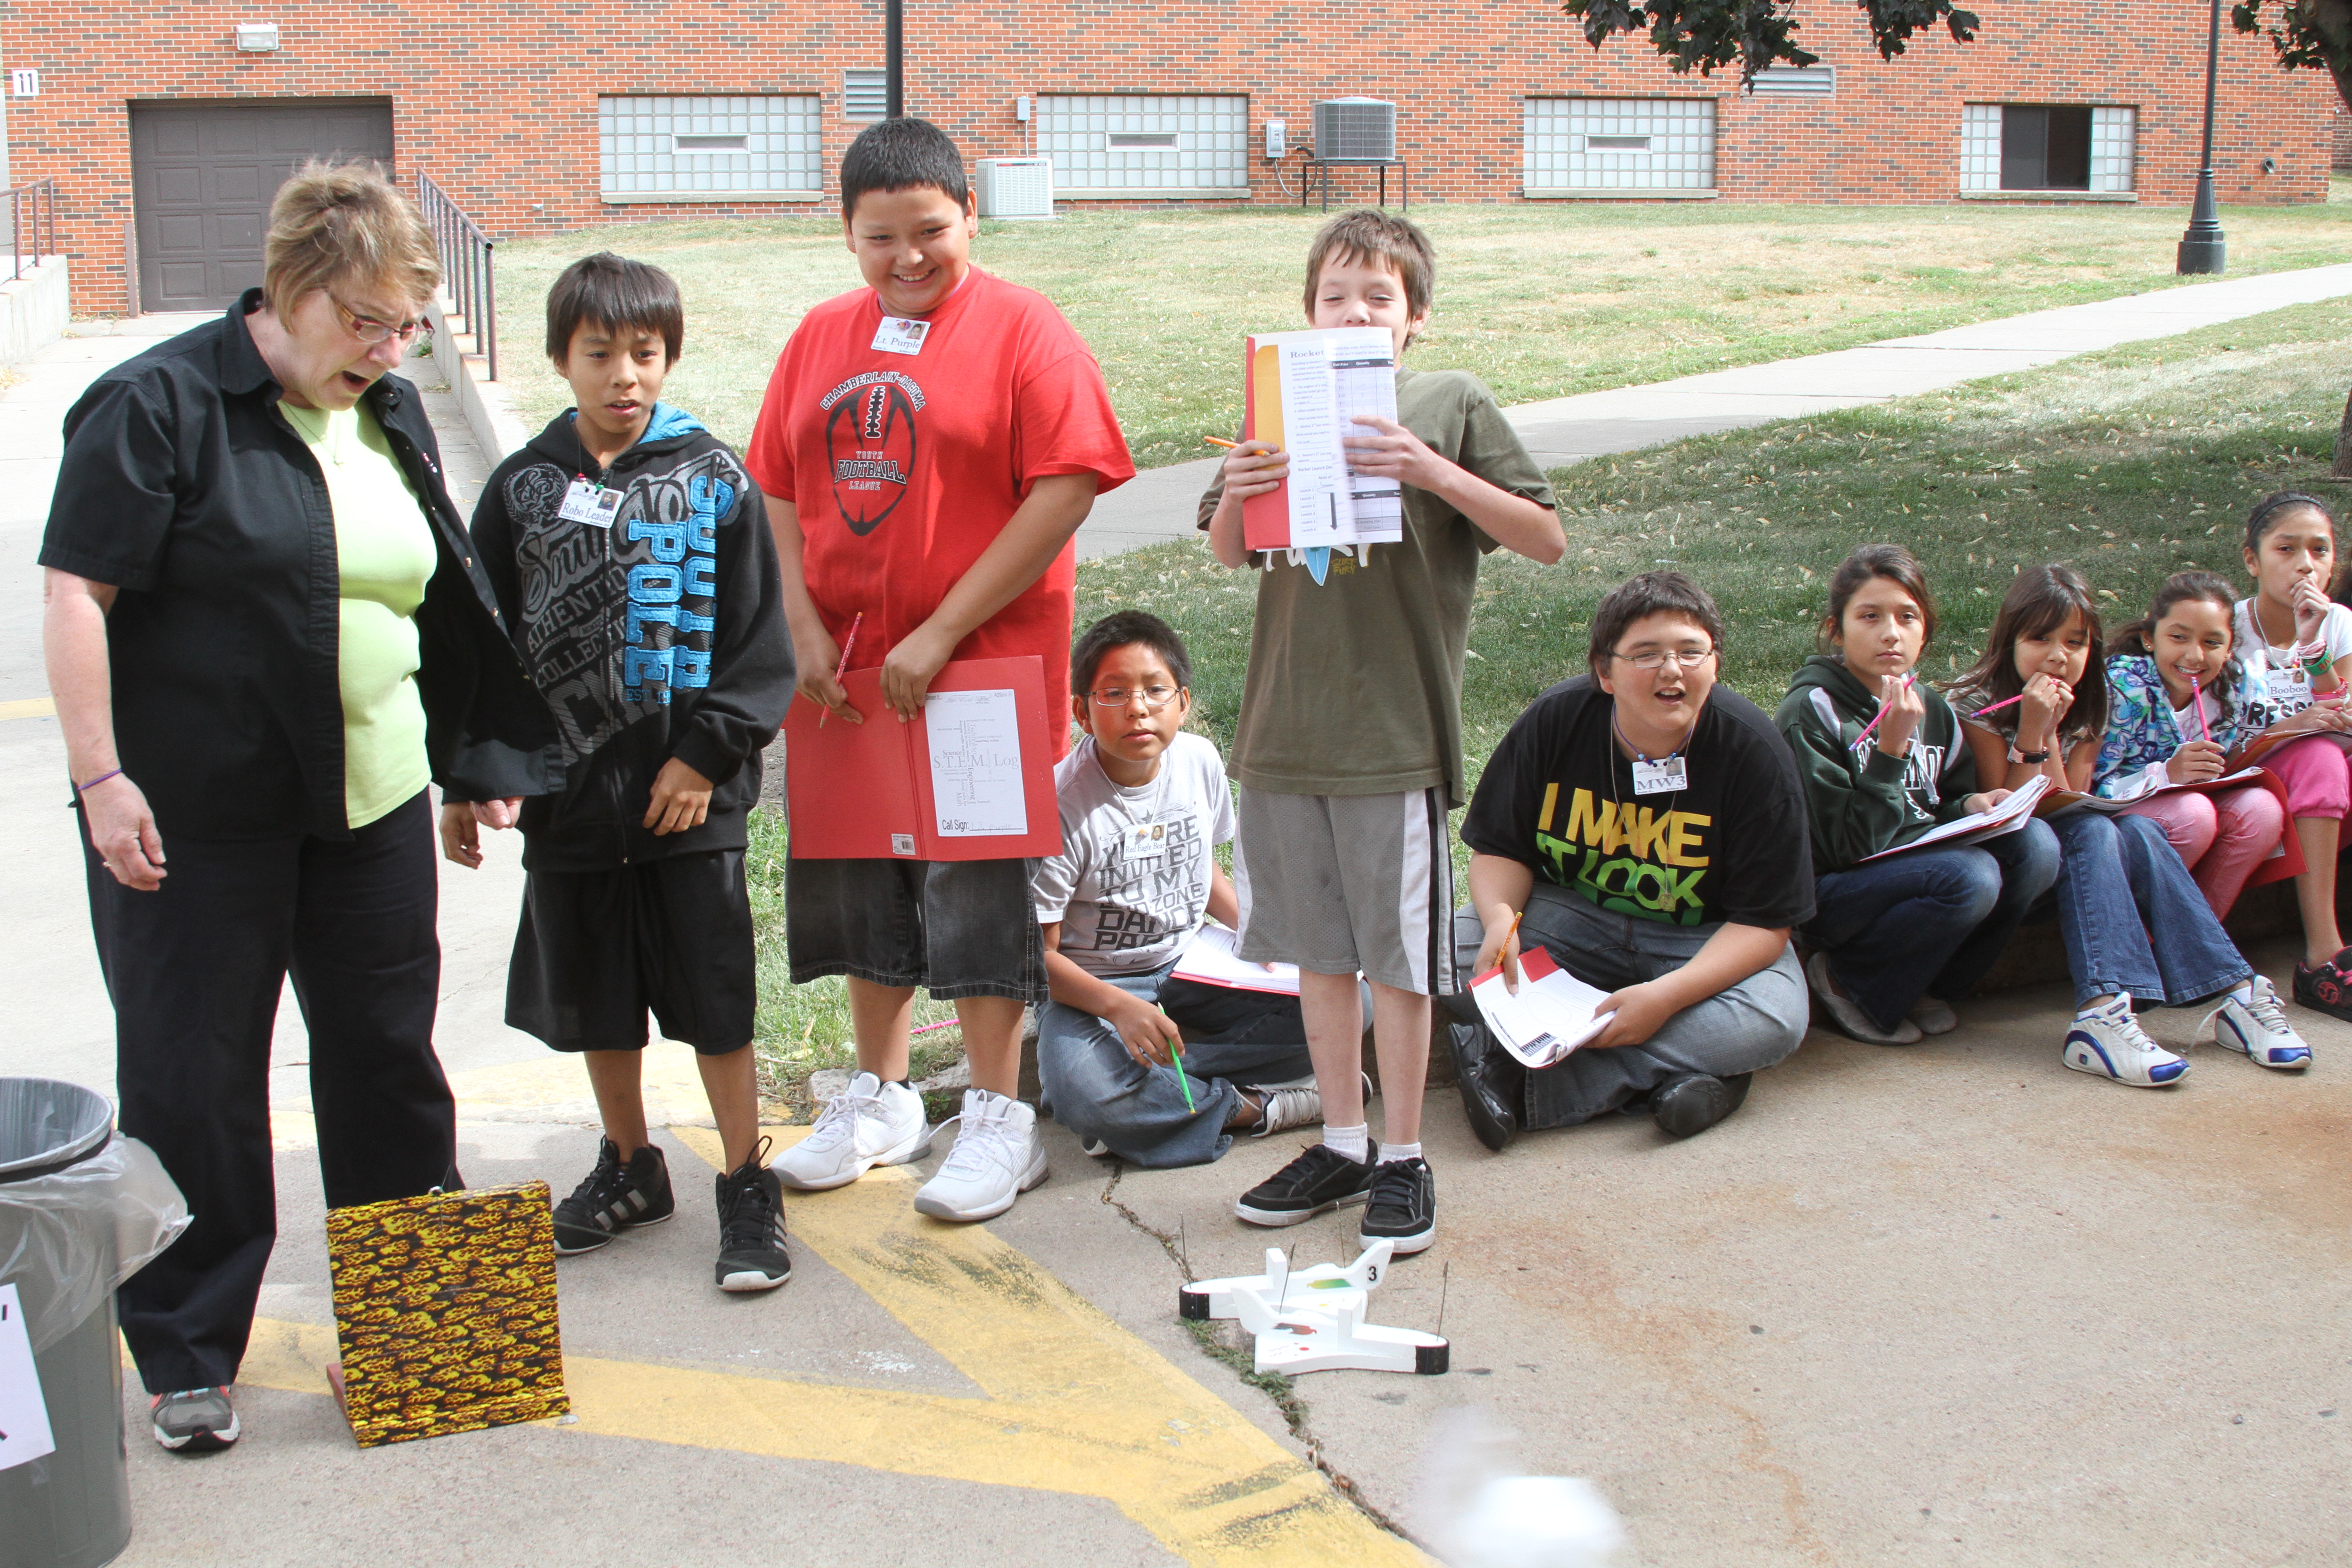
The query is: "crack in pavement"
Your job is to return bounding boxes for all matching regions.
[1096,1164,1427,1552]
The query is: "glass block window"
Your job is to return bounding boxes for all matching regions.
[843,70,887,122]
[1960,103,2003,191]
[599,96,821,201]
[2089,106,2137,192]
[1962,103,2134,193]
[1523,99,1715,192]
[1037,96,1248,194]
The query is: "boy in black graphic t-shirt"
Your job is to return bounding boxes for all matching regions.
[1453,573,1814,1149]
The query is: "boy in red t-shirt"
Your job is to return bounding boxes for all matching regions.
[745,118,1134,1222]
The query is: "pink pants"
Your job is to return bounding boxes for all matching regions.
[2262,732,2352,820]
[2122,786,2286,920]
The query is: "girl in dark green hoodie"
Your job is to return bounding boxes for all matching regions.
[1772,545,2060,1044]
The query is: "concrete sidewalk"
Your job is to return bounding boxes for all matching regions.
[1079,261,2352,560]
[5,292,2347,1568]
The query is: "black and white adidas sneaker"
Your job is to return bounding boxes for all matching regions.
[551,1137,677,1254]
[714,1139,792,1293]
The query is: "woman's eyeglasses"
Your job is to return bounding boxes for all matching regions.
[332,297,433,346]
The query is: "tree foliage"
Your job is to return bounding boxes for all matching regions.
[2232,0,2352,113]
[1558,0,1980,84]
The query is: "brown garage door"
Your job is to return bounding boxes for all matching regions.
[130,98,395,313]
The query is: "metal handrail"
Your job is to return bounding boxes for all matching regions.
[417,172,498,382]
[4,178,58,283]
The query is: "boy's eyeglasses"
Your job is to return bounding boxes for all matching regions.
[332,297,433,346]
[1088,685,1182,711]
[1611,647,1716,671]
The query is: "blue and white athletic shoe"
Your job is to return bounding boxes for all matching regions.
[2062,995,2189,1087]
[2200,975,2313,1069]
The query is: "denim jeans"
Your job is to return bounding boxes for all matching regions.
[1036,960,1331,1168]
[2046,810,2248,1008]
[1807,820,2061,1035]
[1512,886,1810,1130]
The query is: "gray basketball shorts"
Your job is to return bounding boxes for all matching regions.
[1231,785,1455,995]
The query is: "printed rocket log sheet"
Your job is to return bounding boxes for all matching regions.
[1469,948,1612,1068]
[783,655,1063,861]
[1536,784,1716,926]
[1240,326,1403,554]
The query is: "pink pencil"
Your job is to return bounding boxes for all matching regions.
[1851,672,1915,748]
[818,611,864,728]
[1972,693,2025,718]
[2192,676,2211,743]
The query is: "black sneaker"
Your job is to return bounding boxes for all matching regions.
[715,1139,792,1293]
[1651,1072,1752,1139]
[1357,1157,1436,1255]
[551,1137,676,1254]
[2293,947,2352,1023]
[151,1387,240,1454]
[1234,1142,1378,1227]
[1445,1020,1522,1153]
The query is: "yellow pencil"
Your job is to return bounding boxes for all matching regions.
[1204,435,1240,449]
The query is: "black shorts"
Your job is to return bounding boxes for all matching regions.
[785,856,1047,1004]
[506,850,756,1054]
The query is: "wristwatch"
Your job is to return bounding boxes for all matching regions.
[2007,743,2051,765]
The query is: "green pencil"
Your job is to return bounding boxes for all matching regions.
[1170,1040,1196,1111]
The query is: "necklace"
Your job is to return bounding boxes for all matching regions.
[284,401,348,466]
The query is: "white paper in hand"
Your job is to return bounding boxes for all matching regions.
[1171,924,1302,995]
[1470,947,1613,1068]
[0,1283,56,1472]
[924,687,1028,838]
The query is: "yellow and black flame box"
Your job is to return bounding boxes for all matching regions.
[324,1181,569,1447]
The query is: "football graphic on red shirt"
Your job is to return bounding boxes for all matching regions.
[826,380,918,536]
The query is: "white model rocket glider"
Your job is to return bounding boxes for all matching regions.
[1178,1240,1448,1375]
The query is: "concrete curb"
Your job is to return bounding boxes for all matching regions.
[0,255,68,365]
[426,284,528,462]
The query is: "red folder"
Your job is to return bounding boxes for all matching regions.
[1240,334,1292,553]
[784,655,1063,862]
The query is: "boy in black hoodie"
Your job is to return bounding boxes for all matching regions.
[443,254,795,1291]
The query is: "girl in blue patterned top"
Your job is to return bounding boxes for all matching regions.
[2095,571,2284,920]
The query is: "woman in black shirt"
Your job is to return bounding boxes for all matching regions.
[1453,572,1814,1149]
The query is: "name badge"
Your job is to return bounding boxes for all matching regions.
[1126,822,1169,858]
[558,478,621,528]
[1631,755,1688,796]
[2265,666,2309,711]
[871,315,932,356]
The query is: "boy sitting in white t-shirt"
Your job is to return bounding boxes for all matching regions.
[1034,612,1335,1166]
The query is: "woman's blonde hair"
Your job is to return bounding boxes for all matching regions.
[263,162,440,317]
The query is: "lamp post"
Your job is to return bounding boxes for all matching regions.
[886,0,904,118]
[2177,0,2227,274]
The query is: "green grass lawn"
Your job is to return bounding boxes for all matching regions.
[748,299,2349,1102]
[496,197,2352,470]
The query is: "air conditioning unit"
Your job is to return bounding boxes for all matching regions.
[1312,98,1396,162]
[976,157,1055,220]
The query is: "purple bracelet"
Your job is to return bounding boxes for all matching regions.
[73,768,124,795]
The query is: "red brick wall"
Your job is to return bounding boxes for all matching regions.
[3,0,2332,316]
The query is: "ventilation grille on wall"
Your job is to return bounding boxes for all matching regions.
[1750,65,1835,97]
[844,69,887,121]
[1313,98,1396,162]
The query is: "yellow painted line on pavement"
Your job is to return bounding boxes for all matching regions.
[1,697,54,720]
[240,1123,1421,1566]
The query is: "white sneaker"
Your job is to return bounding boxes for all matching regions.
[2062,996,2189,1087]
[1807,952,1923,1045]
[1908,996,1959,1036]
[2200,975,2313,1069]
[912,1089,1048,1221]
[774,1072,933,1191]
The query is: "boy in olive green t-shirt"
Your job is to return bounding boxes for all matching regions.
[1197,209,1565,1256]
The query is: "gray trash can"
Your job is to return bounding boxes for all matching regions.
[0,1079,190,1568]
